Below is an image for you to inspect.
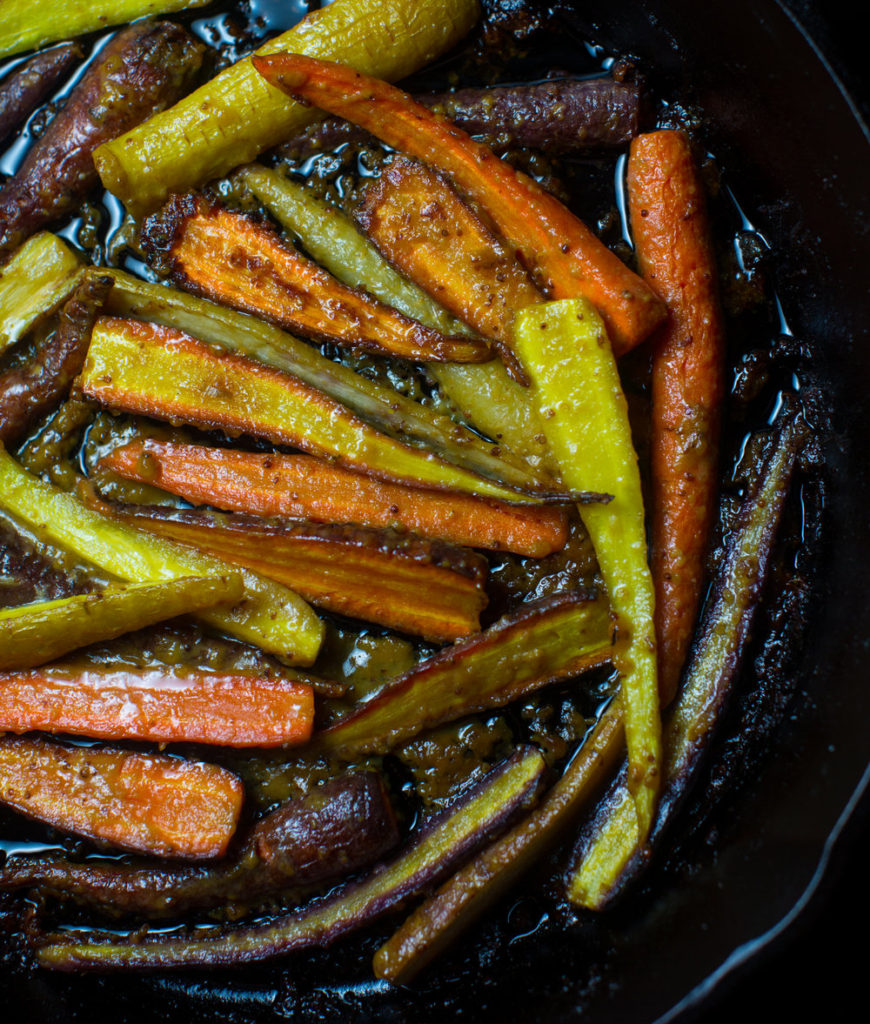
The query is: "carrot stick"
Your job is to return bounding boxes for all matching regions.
[85,500,490,643]
[357,156,542,382]
[252,55,666,354]
[101,440,569,558]
[627,130,725,704]
[0,735,242,859]
[0,574,244,671]
[513,298,661,844]
[141,193,491,364]
[0,666,314,748]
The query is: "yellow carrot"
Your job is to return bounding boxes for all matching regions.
[95,0,481,216]
[513,298,660,842]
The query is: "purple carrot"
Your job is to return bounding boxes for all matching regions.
[277,77,641,162]
[0,43,81,143]
[0,22,202,260]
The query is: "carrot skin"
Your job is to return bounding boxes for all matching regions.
[252,55,665,353]
[101,440,568,558]
[0,667,314,747]
[0,735,242,859]
[627,129,726,704]
[140,193,490,364]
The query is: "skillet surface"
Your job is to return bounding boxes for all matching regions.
[1,1,868,1020]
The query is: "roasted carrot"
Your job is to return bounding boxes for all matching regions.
[140,193,490,364]
[253,55,666,354]
[0,666,314,748]
[36,749,546,970]
[79,316,559,503]
[234,166,554,472]
[0,735,242,859]
[92,0,480,217]
[0,446,324,664]
[97,266,557,500]
[0,43,81,143]
[627,130,725,704]
[0,22,203,259]
[101,440,569,558]
[513,298,660,844]
[313,593,612,759]
[0,574,244,671]
[357,156,541,382]
[85,500,490,643]
[280,76,642,162]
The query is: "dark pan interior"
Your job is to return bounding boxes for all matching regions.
[2,1,869,1020]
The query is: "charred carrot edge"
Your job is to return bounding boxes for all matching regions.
[91,500,489,643]
[627,130,725,704]
[0,735,242,859]
[357,156,542,383]
[253,55,665,354]
[140,193,491,365]
[101,440,569,558]
[0,666,314,748]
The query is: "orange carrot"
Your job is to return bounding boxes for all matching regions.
[101,440,569,558]
[627,129,725,704]
[253,55,666,354]
[0,667,314,747]
[86,500,490,643]
[0,735,242,859]
[140,193,490,365]
[357,156,543,383]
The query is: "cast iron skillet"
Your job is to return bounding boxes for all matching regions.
[2,1,868,1019]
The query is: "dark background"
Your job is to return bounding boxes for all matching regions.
[702,4,870,1021]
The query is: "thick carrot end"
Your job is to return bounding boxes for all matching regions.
[0,737,243,859]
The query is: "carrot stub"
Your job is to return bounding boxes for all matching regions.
[0,735,243,859]
[627,129,725,704]
[253,54,665,353]
[0,667,314,747]
[101,440,568,558]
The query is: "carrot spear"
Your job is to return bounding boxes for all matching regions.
[101,440,569,557]
[627,129,726,703]
[0,666,314,747]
